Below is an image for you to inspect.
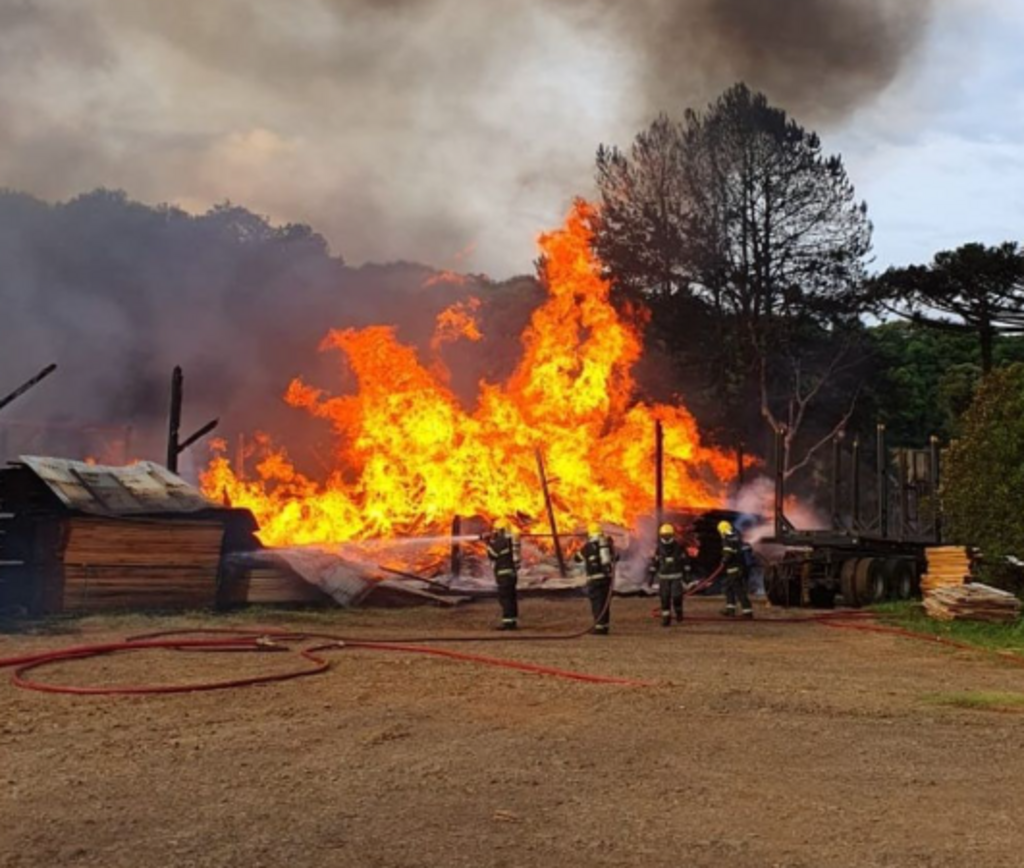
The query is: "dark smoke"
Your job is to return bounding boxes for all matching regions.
[0,0,938,473]
[0,0,937,273]
[0,190,541,474]
[568,0,936,122]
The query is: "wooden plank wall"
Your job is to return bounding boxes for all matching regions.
[61,518,224,613]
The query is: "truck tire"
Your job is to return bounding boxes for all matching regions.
[855,558,886,606]
[884,558,914,601]
[839,558,860,607]
[808,585,837,609]
[766,558,802,607]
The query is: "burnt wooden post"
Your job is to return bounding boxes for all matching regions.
[897,448,909,542]
[831,430,844,530]
[655,420,664,531]
[851,437,861,531]
[876,424,888,538]
[535,448,567,578]
[166,366,219,473]
[930,435,942,543]
[450,514,462,578]
[167,367,183,472]
[773,426,787,539]
[0,363,58,414]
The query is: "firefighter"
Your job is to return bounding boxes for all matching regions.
[718,520,753,618]
[486,520,522,630]
[574,522,617,635]
[648,523,690,627]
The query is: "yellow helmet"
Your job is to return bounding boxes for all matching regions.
[658,523,674,537]
[492,518,508,533]
[587,522,602,536]
[717,520,732,535]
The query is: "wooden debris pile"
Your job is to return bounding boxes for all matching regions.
[219,549,469,609]
[921,546,973,594]
[923,583,1022,624]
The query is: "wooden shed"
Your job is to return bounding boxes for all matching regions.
[0,456,257,617]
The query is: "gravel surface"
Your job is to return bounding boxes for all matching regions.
[2,597,1022,868]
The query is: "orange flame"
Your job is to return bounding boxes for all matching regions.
[422,270,471,289]
[430,297,483,353]
[202,201,736,546]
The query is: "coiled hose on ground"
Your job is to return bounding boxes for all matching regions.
[3,564,1021,696]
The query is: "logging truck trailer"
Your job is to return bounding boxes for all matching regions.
[762,424,941,609]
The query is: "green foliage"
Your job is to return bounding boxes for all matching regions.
[874,601,1024,653]
[942,364,1024,563]
[872,242,1024,373]
[858,323,1024,445]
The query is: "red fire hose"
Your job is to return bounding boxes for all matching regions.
[0,628,655,696]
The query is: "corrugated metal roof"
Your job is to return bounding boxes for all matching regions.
[17,456,218,517]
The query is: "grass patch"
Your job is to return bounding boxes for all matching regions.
[923,690,1024,711]
[871,600,1024,656]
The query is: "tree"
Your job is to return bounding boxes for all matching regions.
[595,115,689,300]
[872,242,1024,373]
[594,84,874,476]
[942,364,1024,587]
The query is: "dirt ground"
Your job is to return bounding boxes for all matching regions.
[2,596,1023,868]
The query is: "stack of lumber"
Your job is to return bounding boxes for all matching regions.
[923,583,1022,624]
[62,517,224,613]
[921,546,973,594]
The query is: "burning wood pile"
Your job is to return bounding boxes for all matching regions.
[198,203,737,559]
[923,583,1022,624]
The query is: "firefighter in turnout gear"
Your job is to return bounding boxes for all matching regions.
[574,523,617,635]
[718,520,753,618]
[648,523,691,627]
[486,520,522,630]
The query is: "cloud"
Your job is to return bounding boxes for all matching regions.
[0,0,941,276]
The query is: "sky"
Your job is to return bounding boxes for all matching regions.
[834,0,1024,271]
[0,0,1021,279]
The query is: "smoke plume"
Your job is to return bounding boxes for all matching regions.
[0,0,936,275]
[0,0,941,471]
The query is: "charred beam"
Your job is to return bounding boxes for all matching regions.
[450,515,462,579]
[166,366,219,472]
[930,435,942,544]
[0,363,57,414]
[178,418,219,453]
[774,425,788,539]
[655,420,664,530]
[535,448,567,578]
[897,448,909,543]
[166,367,183,472]
[831,430,844,530]
[851,436,861,531]
[876,423,888,539]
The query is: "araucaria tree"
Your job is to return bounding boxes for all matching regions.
[872,242,1024,374]
[595,84,873,478]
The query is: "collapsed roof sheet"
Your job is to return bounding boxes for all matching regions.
[17,456,217,517]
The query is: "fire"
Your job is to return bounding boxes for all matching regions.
[430,297,482,353]
[202,201,737,546]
